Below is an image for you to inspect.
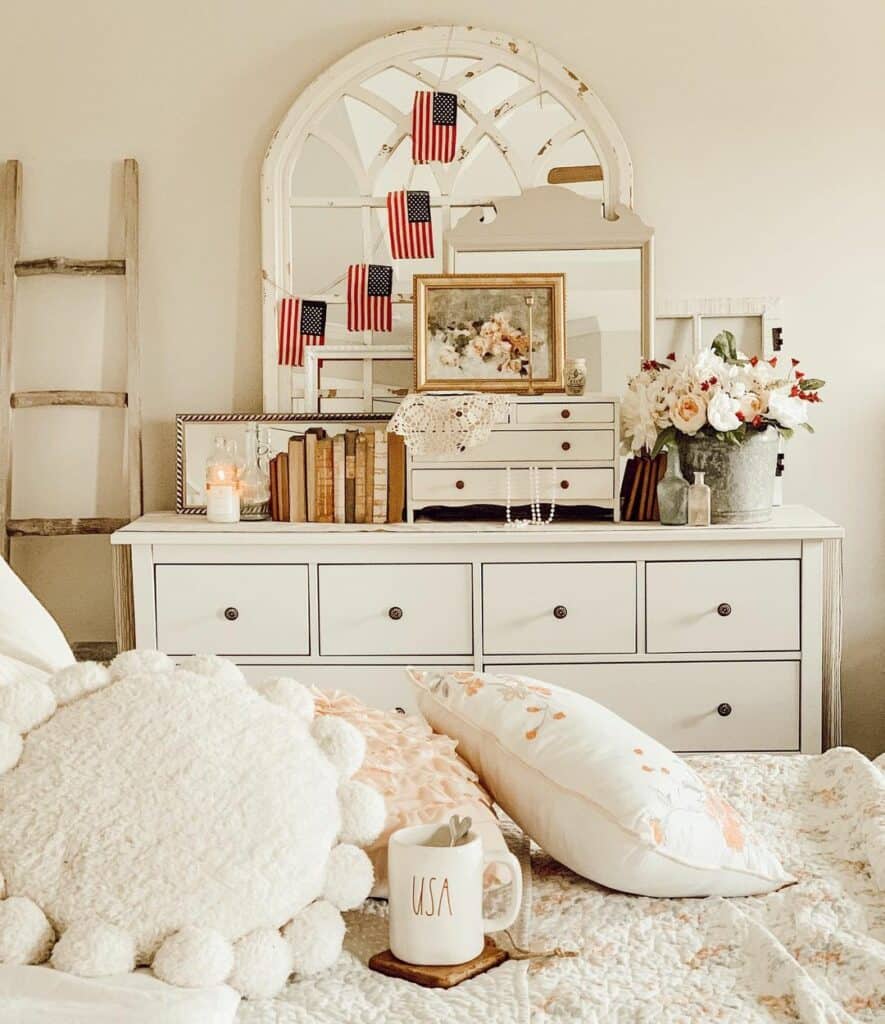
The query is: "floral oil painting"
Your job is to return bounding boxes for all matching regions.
[413,274,565,393]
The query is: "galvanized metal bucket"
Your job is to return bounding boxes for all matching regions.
[677,428,779,524]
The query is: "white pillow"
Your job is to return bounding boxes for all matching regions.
[408,668,794,898]
[0,559,73,676]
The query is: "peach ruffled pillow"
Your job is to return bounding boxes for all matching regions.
[312,689,506,897]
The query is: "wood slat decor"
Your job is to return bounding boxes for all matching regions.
[11,390,127,408]
[6,516,130,537]
[14,257,125,276]
[547,164,605,184]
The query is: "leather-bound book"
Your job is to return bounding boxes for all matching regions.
[387,432,406,524]
[315,437,334,523]
[269,454,280,521]
[372,430,388,524]
[287,435,307,523]
[344,430,359,523]
[278,452,290,522]
[305,427,327,522]
[365,431,376,524]
[332,434,346,524]
[354,432,367,524]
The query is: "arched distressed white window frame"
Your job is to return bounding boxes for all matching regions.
[262,25,634,412]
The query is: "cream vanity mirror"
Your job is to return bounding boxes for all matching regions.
[445,186,653,394]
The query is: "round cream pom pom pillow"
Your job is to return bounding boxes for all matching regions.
[0,652,384,997]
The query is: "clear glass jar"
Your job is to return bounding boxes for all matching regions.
[205,436,240,524]
[239,424,270,521]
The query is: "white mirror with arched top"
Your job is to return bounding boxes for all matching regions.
[262,25,636,412]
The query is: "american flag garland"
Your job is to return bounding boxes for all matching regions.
[347,263,393,332]
[387,189,434,260]
[277,90,462,364]
[411,91,458,164]
[277,297,326,367]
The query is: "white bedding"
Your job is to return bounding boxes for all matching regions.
[238,747,885,1024]
[0,967,239,1023]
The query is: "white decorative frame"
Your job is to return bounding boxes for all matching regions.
[302,344,412,413]
[262,25,635,412]
[655,296,785,359]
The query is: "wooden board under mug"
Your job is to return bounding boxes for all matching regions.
[368,937,508,989]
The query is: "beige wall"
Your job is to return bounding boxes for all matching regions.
[1,1,882,754]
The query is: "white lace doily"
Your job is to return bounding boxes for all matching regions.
[388,392,511,457]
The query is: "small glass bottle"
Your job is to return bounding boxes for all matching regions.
[205,436,240,524]
[657,446,689,525]
[688,471,712,527]
[239,423,270,520]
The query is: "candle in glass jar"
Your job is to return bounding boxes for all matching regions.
[205,436,240,524]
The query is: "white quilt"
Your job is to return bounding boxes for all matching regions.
[238,748,885,1024]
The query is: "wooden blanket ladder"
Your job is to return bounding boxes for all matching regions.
[0,159,141,660]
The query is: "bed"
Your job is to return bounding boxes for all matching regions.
[238,748,885,1024]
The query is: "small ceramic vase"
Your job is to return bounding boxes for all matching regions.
[657,446,689,525]
[564,358,587,396]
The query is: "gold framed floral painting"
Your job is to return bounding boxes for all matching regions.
[413,273,566,393]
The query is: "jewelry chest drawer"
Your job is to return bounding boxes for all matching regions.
[487,661,801,752]
[155,564,310,655]
[515,401,615,425]
[411,467,615,504]
[483,562,637,655]
[318,563,473,657]
[645,559,801,653]
[413,429,614,464]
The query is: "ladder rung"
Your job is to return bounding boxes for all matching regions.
[7,516,129,537]
[72,640,118,663]
[15,257,125,277]
[11,390,128,409]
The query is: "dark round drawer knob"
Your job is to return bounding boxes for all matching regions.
[223,606,239,621]
[717,602,732,617]
[560,479,570,490]
[717,702,733,717]
[388,606,404,621]
[561,441,571,452]
[560,408,571,419]
[553,605,568,619]
[455,479,465,490]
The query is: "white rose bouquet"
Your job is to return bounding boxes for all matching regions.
[621,332,824,456]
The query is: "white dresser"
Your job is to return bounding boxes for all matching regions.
[112,507,843,754]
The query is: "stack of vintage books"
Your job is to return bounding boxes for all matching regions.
[269,428,406,524]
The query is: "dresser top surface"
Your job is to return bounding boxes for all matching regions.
[113,506,842,546]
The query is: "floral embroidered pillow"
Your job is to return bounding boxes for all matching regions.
[407,668,794,898]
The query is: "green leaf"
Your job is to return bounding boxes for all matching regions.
[798,378,825,391]
[650,425,677,459]
[799,422,815,433]
[778,426,794,441]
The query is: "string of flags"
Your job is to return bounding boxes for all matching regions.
[278,90,458,367]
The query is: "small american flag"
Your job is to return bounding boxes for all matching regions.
[387,190,434,260]
[411,91,458,163]
[347,264,393,332]
[278,298,327,367]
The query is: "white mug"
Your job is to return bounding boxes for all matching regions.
[387,822,523,966]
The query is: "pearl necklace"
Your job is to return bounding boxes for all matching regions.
[505,465,557,527]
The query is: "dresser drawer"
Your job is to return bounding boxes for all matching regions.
[487,662,800,752]
[155,564,309,655]
[645,560,800,653]
[415,429,614,464]
[515,401,614,425]
[411,468,614,503]
[236,664,471,716]
[483,562,636,655]
[319,564,473,656]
